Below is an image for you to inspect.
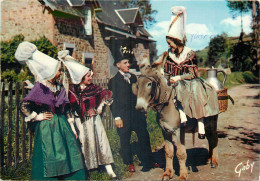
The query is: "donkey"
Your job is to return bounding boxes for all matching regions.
[132,52,219,180]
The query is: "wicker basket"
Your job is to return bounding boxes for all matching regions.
[217,87,229,113]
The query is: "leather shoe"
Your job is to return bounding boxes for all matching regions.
[128,164,135,172]
[198,133,205,139]
[154,163,160,168]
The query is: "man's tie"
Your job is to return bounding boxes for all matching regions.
[123,73,131,84]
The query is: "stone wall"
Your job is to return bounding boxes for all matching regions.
[54,17,93,63]
[51,16,109,78]
[1,0,150,78]
[1,0,55,43]
[91,20,109,78]
[133,42,150,63]
[1,0,109,78]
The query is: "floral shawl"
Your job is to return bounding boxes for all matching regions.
[69,83,112,118]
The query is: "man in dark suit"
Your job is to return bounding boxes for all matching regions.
[108,57,157,172]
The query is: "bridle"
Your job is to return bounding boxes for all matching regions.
[138,75,176,112]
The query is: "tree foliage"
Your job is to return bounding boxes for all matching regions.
[123,0,157,28]
[230,41,252,72]
[206,33,227,67]
[226,0,251,17]
[1,34,58,82]
[1,34,24,74]
[226,0,252,34]
[227,1,259,75]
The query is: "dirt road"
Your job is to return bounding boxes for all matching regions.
[125,84,260,181]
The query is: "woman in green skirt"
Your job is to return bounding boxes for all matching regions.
[16,41,86,180]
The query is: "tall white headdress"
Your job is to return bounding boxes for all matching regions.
[167,6,187,44]
[15,41,61,81]
[57,50,91,84]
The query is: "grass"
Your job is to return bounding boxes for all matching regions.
[196,48,209,67]
[199,71,258,89]
[88,109,163,180]
[1,110,163,180]
[1,160,32,180]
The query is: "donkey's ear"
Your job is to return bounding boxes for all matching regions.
[139,56,151,74]
[151,51,168,76]
[152,51,168,68]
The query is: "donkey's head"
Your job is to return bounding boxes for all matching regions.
[132,52,168,112]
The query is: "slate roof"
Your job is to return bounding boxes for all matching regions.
[39,0,153,40]
[67,0,84,6]
[95,1,152,38]
[95,1,129,31]
[39,0,84,17]
[115,8,139,24]
[138,27,152,37]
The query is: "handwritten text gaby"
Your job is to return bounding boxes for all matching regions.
[234,160,255,177]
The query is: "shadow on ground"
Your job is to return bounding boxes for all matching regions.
[222,125,260,146]
[151,147,209,176]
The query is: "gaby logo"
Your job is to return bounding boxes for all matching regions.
[234,160,255,177]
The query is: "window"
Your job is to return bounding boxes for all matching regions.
[66,47,74,56]
[63,43,76,56]
[82,52,94,69]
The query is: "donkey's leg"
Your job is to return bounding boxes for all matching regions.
[205,115,219,168]
[211,115,219,167]
[172,134,187,180]
[162,140,174,180]
[204,117,212,164]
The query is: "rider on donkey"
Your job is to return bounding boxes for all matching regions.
[163,6,219,139]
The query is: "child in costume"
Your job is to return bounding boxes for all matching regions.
[164,6,219,139]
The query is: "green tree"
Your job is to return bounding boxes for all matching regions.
[227,1,259,75]
[206,33,227,67]
[1,35,58,82]
[226,1,251,36]
[251,1,259,77]
[230,41,252,71]
[1,34,25,75]
[33,37,58,58]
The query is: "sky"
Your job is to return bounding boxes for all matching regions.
[0,0,252,55]
[148,0,252,55]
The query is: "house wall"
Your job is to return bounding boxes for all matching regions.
[54,17,109,78]
[1,0,55,43]
[133,42,150,62]
[1,0,150,78]
[91,20,109,78]
[1,0,109,78]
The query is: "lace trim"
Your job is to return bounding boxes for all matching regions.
[41,80,61,93]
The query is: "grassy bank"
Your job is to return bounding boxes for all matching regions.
[88,109,163,180]
[1,110,163,180]
[200,71,258,89]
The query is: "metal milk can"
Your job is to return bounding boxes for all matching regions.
[206,68,227,90]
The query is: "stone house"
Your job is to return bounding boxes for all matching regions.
[0,0,155,78]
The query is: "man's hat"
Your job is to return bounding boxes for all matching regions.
[113,54,129,66]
